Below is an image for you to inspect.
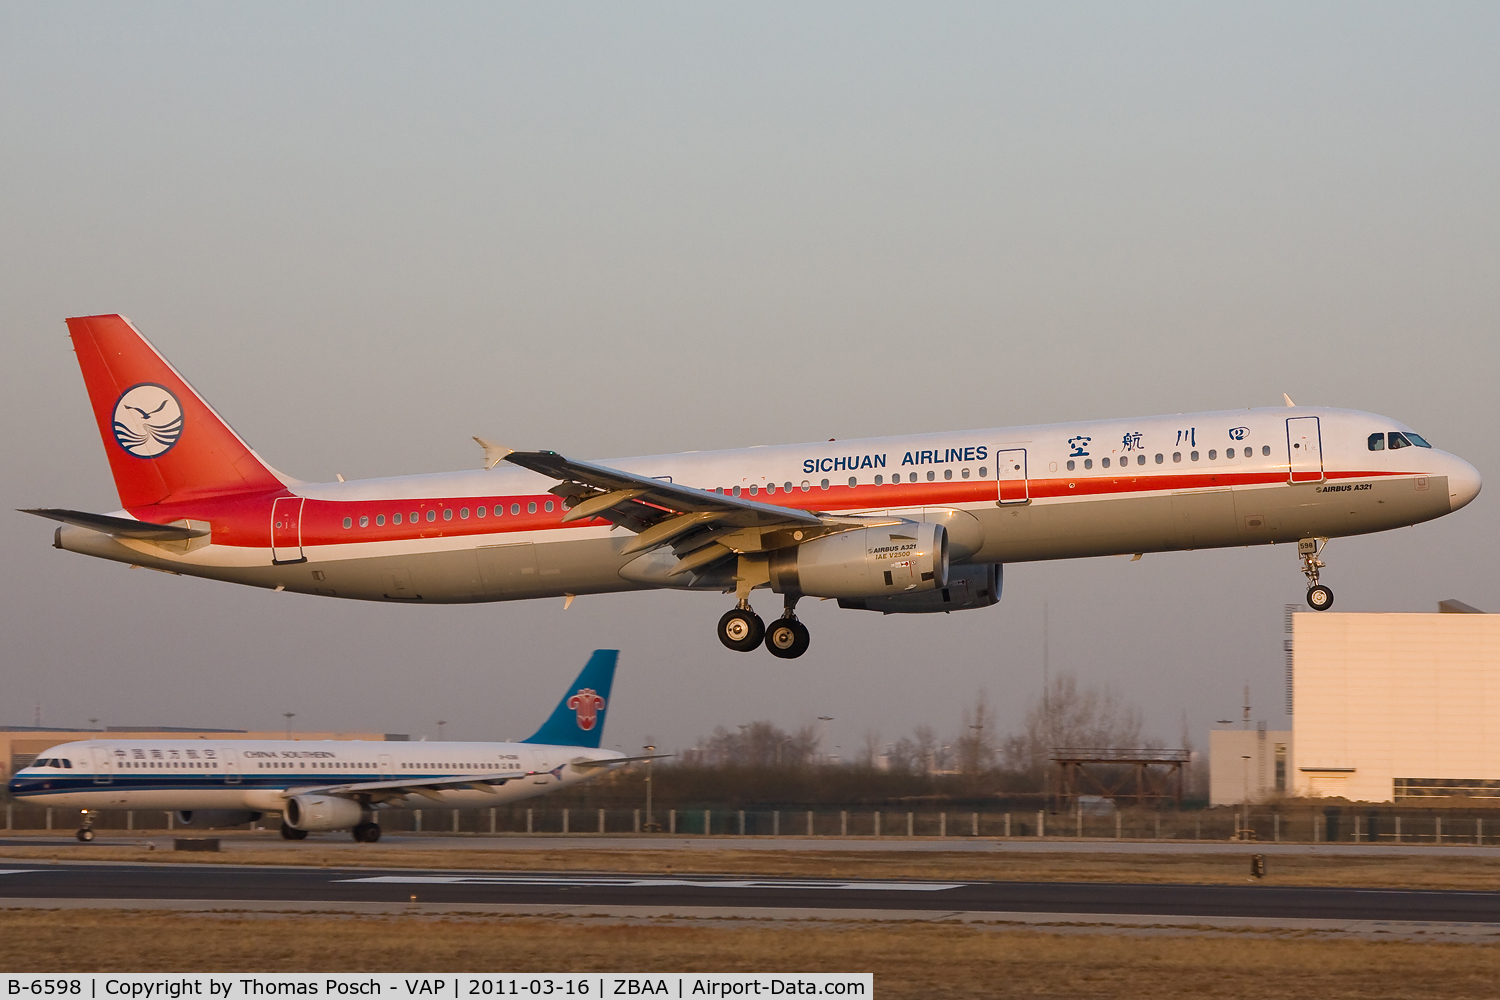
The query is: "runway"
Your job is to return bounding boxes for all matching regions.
[4,859,1500,925]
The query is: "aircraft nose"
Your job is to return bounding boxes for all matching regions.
[1447,456,1482,512]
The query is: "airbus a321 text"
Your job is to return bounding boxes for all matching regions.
[8,650,641,842]
[27,315,1482,658]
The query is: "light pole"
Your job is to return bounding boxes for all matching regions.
[282,712,295,740]
[437,720,447,741]
[817,716,833,763]
[1241,754,1253,839]
[643,745,656,832]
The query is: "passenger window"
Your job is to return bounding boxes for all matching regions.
[443,509,454,520]
[927,470,935,481]
[1083,459,1092,470]
[359,515,369,527]
[411,511,420,522]
[962,468,970,479]
[527,501,537,513]
[801,481,810,492]
[1225,448,1234,459]
[476,506,486,517]
[1261,446,1270,456]
[510,504,520,515]
[1155,454,1164,464]
[1190,451,1199,461]
[848,477,857,487]
[1101,457,1110,468]
[732,486,741,497]
[460,507,469,519]
[342,517,352,529]
[393,512,402,524]
[874,475,884,485]
[1389,432,1412,449]
[376,514,385,526]
[978,467,987,478]
[1066,460,1075,471]
[944,469,953,480]
[1136,454,1145,465]
[1208,450,1216,460]
[766,483,776,494]
[1172,453,1181,463]
[748,485,758,495]
[820,479,830,489]
[426,510,436,522]
[785,482,793,491]
[1368,433,1385,451]
[544,500,554,512]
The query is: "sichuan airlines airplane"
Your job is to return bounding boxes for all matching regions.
[8,650,635,842]
[27,315,1481,658]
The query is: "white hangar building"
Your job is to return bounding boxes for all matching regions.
[1210,604,1500,805]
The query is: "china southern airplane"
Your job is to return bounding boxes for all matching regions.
[7,650,638,843]
[26,315,1482,658]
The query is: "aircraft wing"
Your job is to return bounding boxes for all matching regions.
[20,508,209,541]
[504,450,824,530]
[299,771,543,804]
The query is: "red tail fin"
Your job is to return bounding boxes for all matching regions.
[66,314,287,509]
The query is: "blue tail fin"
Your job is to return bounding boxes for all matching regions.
[522,650,618,747]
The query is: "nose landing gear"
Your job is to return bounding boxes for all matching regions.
[1299,537,1334,611]
[76,810,95,842]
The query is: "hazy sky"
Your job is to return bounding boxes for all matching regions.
[2,3,1496,758]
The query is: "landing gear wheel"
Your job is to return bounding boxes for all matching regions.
[280,821,309,840]
[718,608,765,652]
[352,822,381,843]
[765,618,811,659]
[76,828,94,843]
[1306,585,1334,611]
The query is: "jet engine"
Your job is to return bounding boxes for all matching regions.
[282,794,367,831]
[770,522,948,599]
[174,810,263,829]
[838,563,1001,614]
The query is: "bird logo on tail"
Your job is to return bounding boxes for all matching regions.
[111,383,183,458]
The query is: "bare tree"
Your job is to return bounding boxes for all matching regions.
[1001,673,1147,775]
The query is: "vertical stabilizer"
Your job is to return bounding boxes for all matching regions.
[66,314,287,509]
[522,650,619,748]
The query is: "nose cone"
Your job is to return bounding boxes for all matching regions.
[1447,456,1482,512]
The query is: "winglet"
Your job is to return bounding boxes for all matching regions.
[1283,393,1296,407]
[473,437,513,470]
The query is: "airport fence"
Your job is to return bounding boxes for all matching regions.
[6,800,1500,844]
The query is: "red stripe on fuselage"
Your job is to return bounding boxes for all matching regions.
[124,468,1411,549]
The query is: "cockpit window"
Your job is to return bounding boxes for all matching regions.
[1389,432,1413,450]
[1406,433,1432,448]
[1368,433,1385,451]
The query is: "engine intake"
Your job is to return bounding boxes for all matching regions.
[771,522,948,599]
[283,794,367,832]
[838,562,1001,614]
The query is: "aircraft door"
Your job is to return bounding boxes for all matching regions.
[91,746,113,785]
[220,747,242,785]
[1287,417,1324,484]
[271,497,307,564]
[994,449,1029,505]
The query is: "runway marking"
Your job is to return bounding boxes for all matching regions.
[0,871,42,876]
[338,875,966,891]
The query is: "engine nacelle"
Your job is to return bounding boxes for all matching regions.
[771,522,948,599]
[838,562,1001,614]
[174,810,263,829]
[283,794,367,831]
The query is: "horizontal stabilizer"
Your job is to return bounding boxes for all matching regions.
[20,508,209,541]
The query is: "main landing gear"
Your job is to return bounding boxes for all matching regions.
[280,821,309,840]
[352,822,381,843]
[76,810,95,842]
[1299,537,1334,611]
[718,598,811,658]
